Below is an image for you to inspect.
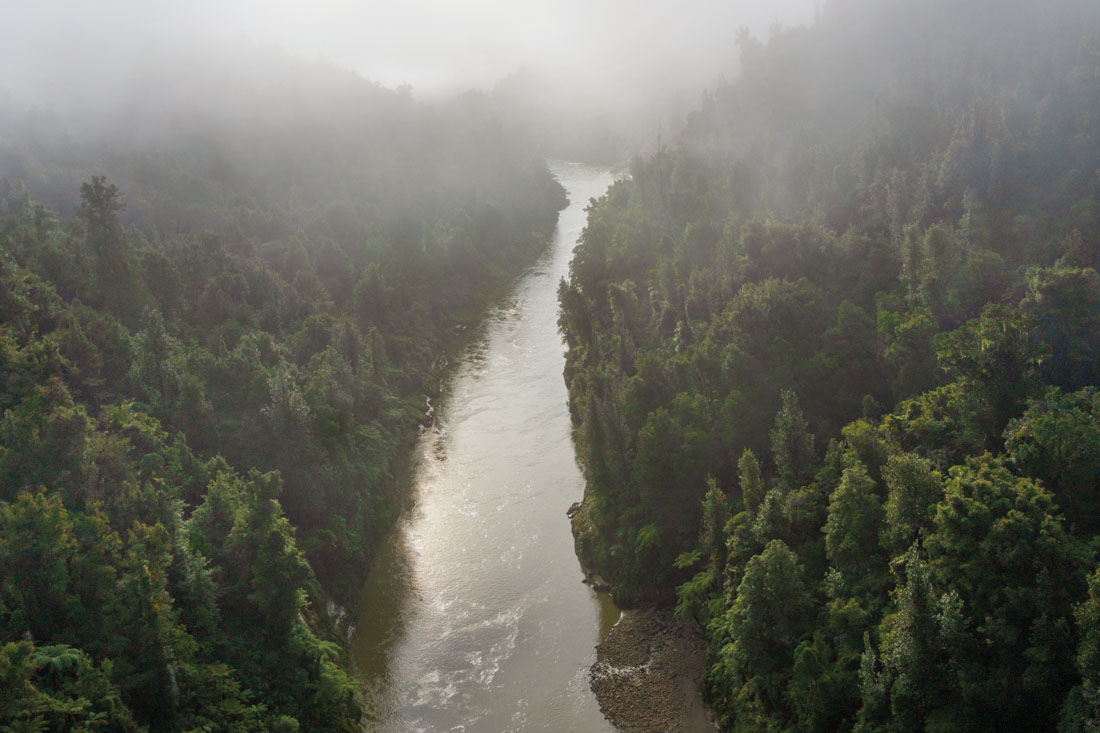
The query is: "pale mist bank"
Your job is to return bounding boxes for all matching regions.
[0,0,819,160]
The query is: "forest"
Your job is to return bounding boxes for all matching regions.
[7,0,1100,729]
[558,0,1100,729]
[0,43,565,730]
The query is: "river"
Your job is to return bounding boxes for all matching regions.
[350,162,619,731]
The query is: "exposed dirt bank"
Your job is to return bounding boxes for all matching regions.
[590,608,718,732]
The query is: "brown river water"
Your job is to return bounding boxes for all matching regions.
[350,162,620,731]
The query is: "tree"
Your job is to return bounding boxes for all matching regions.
[104,522,185,725]
[0,641,139,731]
[923,454,1083,729]
[1060,564,1100,731]
[725,539,815,727]
[1005,387,1100,534]
[738,448,765,520]
[879,380,993,469]
[0,492,74,641]
[880,453,943,558]
[629,395,711,584]
[823,463,884,588]
[770,389,816,490]
[222,471,311,642]
[78,176,136,318]
[133,306,180,407]
[77,176,124,253]
[934,304,1047,435]
[860,547,965,732]
[916,224,962,325]
[1022,266,1100,391]
[878,306,938,400]
[0,379,94,505]
[700,477,730,576]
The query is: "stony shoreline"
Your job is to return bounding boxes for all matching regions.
[590,608,718,732]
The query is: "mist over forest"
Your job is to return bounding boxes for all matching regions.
[0,0,818,171]
[2,0,1100,730]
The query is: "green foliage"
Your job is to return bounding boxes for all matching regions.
[725,540,815,728]
[700,478,730,575]
[0,492,74,641]
[926,456,1082,721]
[860,548,965,732]
[879,380,992,469]
[1061,565,1100,731]
[880,453,943,558]
[933,304,1048,434]
[1006,387,1100,533]
[0,641,139,731]
[561,2,1100,730]
[823,463,885,588]
[771,389,817,491]
[1023,266,1100,391]
[0,46,566,730]
[737,449,764,520]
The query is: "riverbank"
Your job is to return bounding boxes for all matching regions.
[590,608,718,732]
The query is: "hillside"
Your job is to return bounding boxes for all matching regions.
[558,1,1100,728]
[0,43,564,730]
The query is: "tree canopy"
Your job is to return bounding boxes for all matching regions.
[0,42,565,730]
[560,1,1100,729]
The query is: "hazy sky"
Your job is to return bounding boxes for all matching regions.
[2,0,818,100]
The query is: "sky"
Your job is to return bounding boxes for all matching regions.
[0,0,819,100]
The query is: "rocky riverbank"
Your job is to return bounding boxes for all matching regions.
[590,608,718,732]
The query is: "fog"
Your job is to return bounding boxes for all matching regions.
[1,0,817,154]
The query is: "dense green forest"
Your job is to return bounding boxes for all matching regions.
[0,45,564,729]
[559,0,1100,729]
